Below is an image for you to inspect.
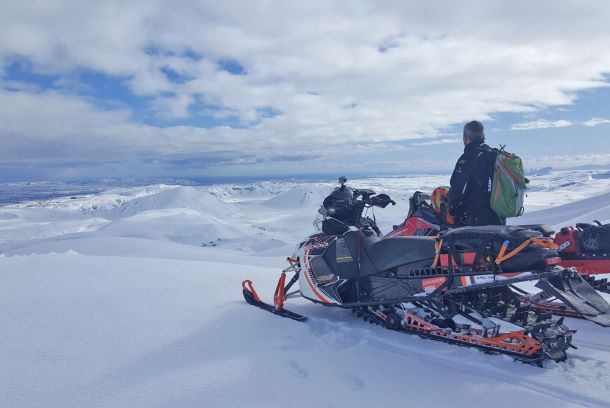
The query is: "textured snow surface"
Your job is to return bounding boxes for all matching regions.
[2,170,610,408]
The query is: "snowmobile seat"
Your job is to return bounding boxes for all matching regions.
[517,224,555,237]
[339,233,435,277]
[365,236,436,273]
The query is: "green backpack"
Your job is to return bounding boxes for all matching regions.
[489,147,528,218]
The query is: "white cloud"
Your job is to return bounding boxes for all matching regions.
[412,138,460,146]
[2,1,610,177]
[511,119,573,130]
[511,117,610,130]
[524,153,610,169]
[582,117,610,127]
[152,93,195,119]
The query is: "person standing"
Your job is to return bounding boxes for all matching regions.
[447,121,505,226]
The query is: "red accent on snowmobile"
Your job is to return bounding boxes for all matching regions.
[439,252,476,267]
[421,277,447,292]
[554,226,580,255]
[522,298,584,319]
[558,259,610,275]
[387,217,436,238]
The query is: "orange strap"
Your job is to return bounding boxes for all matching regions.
[432,238,443,268]
[496,240,509,261]
[495,237,558,265]
[530,237,558,250]
[496,239,530,264]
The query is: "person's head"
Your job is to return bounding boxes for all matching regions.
[463,120,485,145]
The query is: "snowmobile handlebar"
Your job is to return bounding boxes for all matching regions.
[321,184,395,227]
[353,190,396,208]
[576,221,603,231]
[369,194,396,208]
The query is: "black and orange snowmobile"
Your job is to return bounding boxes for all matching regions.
[242,179,610,365]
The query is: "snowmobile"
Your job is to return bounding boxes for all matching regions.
[242,179,608,364]
[553,222,610,291]
[388,190,610,320]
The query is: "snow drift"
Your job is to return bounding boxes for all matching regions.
[111,186,233,218]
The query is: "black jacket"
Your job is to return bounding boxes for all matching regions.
[448,141,505,226]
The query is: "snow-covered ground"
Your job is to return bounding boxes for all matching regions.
[2,170,610,407]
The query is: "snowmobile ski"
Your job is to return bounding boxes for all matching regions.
[242,280,306,321]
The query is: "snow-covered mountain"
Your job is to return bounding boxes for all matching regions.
[2,169,610,408]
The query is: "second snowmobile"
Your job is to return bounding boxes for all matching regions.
[553,222,610,288]
[242,179,610,364]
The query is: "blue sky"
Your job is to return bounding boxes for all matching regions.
[1,1,610,182]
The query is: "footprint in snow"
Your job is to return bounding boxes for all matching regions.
[342,373,365,391]
[286,360,309,378]
[275,334,310,351]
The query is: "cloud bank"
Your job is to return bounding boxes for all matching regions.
[2,1,610,178]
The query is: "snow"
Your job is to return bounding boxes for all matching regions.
[2,170,610,408]
[517,190,610,229]
[262,184,333,208]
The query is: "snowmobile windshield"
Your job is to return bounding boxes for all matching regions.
[408,192,435,220]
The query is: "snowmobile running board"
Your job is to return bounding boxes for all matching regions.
[327,270,566,308]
